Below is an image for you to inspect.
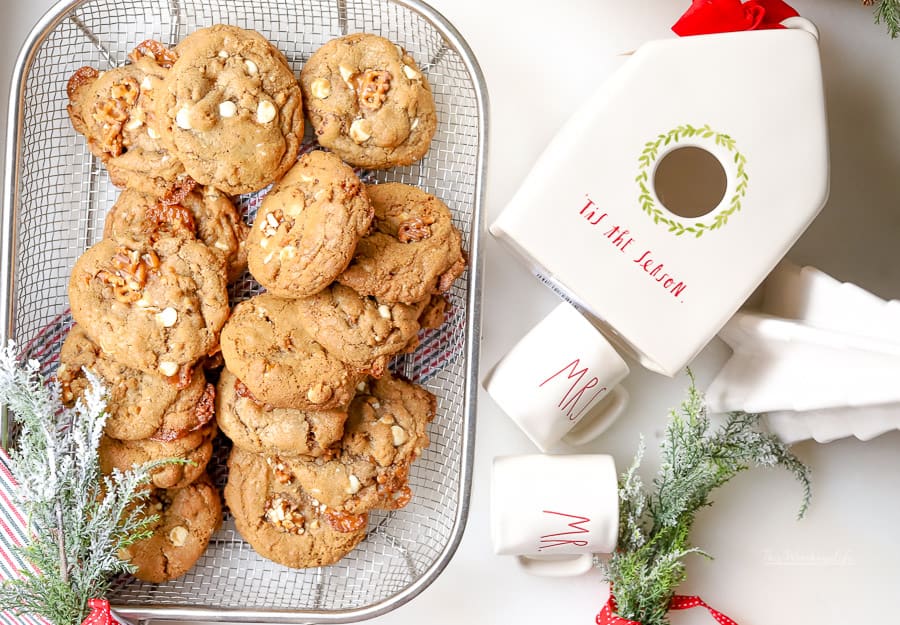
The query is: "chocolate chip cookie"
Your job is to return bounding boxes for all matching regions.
[225,447,368,568]
[300,33,437,169]
[98,422,217,490]
[337,183,465,304]
[220,293,362,410]
[216,368,347,457]
[288,373,435,514]
[67,41,193,202]
[104,186,249,282]
[58,325,213,441]
[156,25,304,194]
[295,283,421,376]
[122,475,221,583]
[68,236,229,378]
[246,150,373,298]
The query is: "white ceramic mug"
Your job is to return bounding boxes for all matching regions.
[484,302,630,452]
[491,454,619,576]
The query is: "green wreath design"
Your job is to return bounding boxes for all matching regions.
[635,124,749,238]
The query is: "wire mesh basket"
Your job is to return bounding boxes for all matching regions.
[1,0,486,621]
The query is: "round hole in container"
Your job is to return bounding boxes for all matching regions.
[653,147,727,219]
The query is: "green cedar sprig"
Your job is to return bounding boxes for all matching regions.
[598,372,811,625]
[867,0,900,38]
[0,342,177,624]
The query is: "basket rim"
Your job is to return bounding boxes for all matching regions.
[0,0,489,621]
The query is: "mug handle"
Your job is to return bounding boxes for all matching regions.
[781,17,819,41]
[516,553,594,577]
[562,386,629,447]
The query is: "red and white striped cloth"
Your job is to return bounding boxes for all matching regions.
[0,448,49,625]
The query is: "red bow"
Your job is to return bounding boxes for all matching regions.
[596,593,738,625]
[81,600,123,625]
[672,0,799,36]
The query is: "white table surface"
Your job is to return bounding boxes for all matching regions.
[4,1,900,623]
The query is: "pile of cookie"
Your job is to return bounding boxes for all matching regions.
[61,23,464,578]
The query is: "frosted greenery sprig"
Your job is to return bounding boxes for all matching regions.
[598,372,811,625]
[866,0,900,38]
[0,342,171,625]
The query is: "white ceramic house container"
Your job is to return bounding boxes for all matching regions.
[491,25,829,376]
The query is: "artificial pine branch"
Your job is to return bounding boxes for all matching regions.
[865,0,900,38]
[598,372,811,625]
[0,342,175,624]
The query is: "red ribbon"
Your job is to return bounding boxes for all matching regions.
[81,600,123,625]
[596,593,738,625]
[672,0,799,36]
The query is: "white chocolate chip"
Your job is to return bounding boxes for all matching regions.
[338,64,354,85]
[218,101,237,118]
[158,361,178,376]
[279,246,296,260]
[168,525,189,547]
[391,425,408,447]
[125,118,144,131]
[411,117,420,130]
[265,505,283,523]
[379,414,395,425]
[155,307,178,328]
[263,251,275,264]
[377,304,391,320]
[306,383,331,404]
[346,474,361,495]
[266,213,279,229]
[147,126,161,139]
[218,50,229,59]
[175,107,192,130]
[214,240,229,251]
[283,201,305,217]
[259,238,269,249]
[140,76,153,90]
[356,381,367,392]
[310,77,332,99]
[256,100,277,124]
[402,64,420,80]
[244,59,258,75]
[349,118,372,143]
[309,519,320,530]
[371,401,381,410]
